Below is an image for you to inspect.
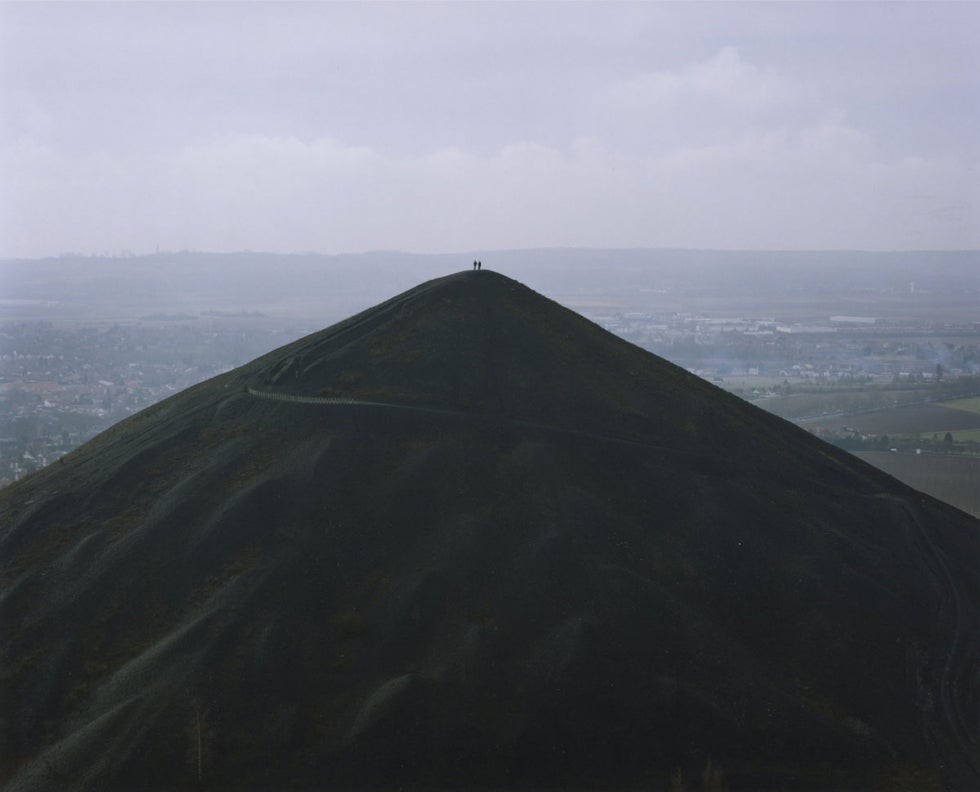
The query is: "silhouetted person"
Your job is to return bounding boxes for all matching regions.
[477,260,482,270]
[473,260,478,271]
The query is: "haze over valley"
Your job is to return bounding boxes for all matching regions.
[2,248,979,516]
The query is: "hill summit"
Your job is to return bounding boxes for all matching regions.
[1,269,978,791]
[245,269,739,441]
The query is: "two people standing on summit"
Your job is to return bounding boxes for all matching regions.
[472,260,482,271]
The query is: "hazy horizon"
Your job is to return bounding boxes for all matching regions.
[5,243,980,264]
[2,2,978,259]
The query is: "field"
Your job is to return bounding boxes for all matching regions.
[810,404,980,437]
[758,390,980,436]
[935,429,980,443]
[855,451,980,517]
[751,385,980,518]
[943,396,980,414]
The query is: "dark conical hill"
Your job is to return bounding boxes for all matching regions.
[1,270,978,791]
[245,269,729,440]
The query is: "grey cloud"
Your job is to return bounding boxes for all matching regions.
[1,2,977,257]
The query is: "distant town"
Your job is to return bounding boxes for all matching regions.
[584,308,978,384]
[0,318,305,485]
[4,301,978,487]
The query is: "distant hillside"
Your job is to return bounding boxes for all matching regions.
[1,269,978,790]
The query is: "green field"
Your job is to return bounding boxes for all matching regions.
[920,428,980,443]
[748,385,980,517]
[941,396,980,414]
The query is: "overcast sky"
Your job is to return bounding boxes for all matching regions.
[1,1,978,258]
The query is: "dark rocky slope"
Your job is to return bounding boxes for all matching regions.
[1,270,978,790]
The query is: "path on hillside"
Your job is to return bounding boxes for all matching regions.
[246,386,676,456]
